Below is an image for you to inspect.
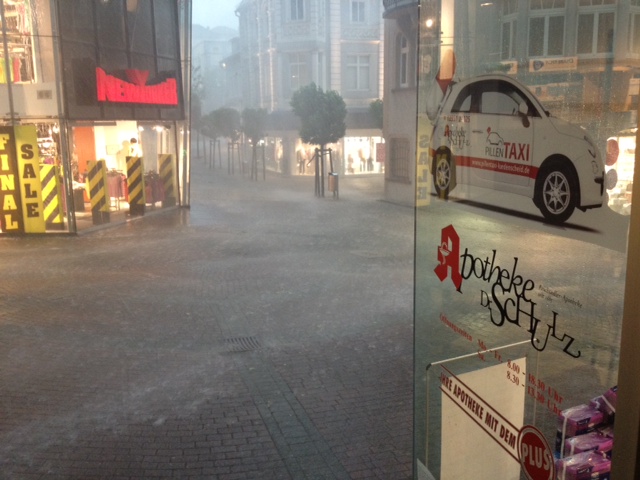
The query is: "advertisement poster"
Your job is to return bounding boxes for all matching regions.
[413,0,631,478]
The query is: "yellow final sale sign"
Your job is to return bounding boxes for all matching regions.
[0,126,46,233]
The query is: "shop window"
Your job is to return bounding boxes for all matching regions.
[346,55,370,91]
[389,137,410,181]
[577,10,615,55]
[0,0,37,83]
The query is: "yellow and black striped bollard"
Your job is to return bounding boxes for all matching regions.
[126,156,145,216]
[39,164,65,230]
[87,160,110,225]
[158,154,176,208]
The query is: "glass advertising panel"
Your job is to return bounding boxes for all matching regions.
[414,0,635,478]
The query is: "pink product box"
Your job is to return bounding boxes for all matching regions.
[590,387,617,423]
[563,431,614,457]
[557,404,605,437]
[556,451,611,480]
[555,405,606,456]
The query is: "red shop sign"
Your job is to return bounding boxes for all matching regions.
[96,68,178,106]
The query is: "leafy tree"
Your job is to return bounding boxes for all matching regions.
[369,99,383,130]
[213,107,241,143]
[290,83,346,196]
[242,108,268,180]
[211,108,241,172]
[200,111,222,168]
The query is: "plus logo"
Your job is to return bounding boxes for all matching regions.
[434,224,463,292]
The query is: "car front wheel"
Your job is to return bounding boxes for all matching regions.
[433,149,453,198]
[536,162,578,224]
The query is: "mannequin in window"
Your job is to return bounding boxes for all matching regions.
[129,138,142,157]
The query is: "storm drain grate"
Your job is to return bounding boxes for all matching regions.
[224,336,262,352]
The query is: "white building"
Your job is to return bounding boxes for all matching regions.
[192,26,236,114]
[231,0,385,176]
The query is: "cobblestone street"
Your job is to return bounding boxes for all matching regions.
[0,156,415,479]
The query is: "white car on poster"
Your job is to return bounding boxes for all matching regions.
[428,74,605,224]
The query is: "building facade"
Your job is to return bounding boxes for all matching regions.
[0,0,192,234]
[231,0,384,176]
[382,0,420,206]
[191,27,234,114]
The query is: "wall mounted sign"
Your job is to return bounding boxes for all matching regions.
[528,57,578,73]
[96,68,178,106]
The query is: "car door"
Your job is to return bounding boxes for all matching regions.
[468,80,534,189]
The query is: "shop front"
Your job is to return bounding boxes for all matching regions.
[414,0,640,478]
[0,0,191,234]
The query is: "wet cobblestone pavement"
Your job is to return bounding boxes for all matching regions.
[0,156,414,479]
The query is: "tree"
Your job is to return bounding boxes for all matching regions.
[200,111,222,168]
[242,108,268,180]
[211,107,241,173]
[369,99,383,130]
[290,83,346,196]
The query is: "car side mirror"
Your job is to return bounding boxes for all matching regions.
[518,103,528,115]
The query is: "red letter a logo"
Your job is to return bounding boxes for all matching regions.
[434,224,463,291]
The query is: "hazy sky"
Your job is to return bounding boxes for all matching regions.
[192,0,240,30]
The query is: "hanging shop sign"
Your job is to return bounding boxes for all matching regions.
[96,68,178,106]
[0,126,45,233]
